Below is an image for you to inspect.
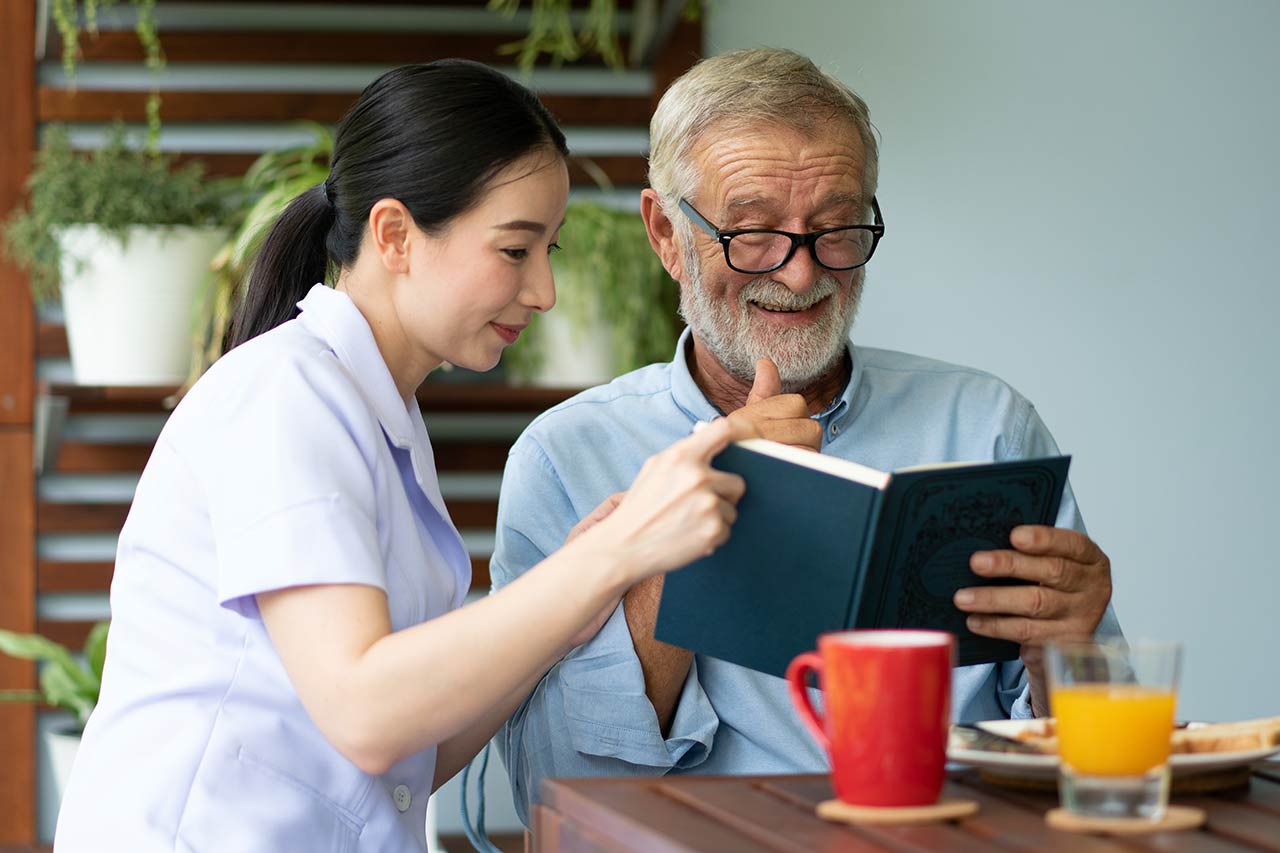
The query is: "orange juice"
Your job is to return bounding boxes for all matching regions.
[1053,684,1176,775]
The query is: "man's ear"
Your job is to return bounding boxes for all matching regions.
[367,198,413,274]
[640,189,685,281]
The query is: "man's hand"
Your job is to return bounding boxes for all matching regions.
[725,358,822,451]
[953,525,1113,716]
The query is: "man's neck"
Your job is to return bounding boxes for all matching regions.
[687,336,852,417]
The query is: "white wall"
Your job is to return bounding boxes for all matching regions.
[709,0,1280,721]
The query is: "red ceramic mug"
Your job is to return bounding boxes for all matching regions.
[787,629,954,807]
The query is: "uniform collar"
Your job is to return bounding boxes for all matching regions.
[295,284,416,447]
[668,327,863,426]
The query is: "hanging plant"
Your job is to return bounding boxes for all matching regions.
[50,0,165,150]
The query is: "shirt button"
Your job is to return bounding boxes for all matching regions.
[829,423,841,437]
[393,784,412,813]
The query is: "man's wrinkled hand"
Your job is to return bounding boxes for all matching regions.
[953,525,1112,716]
[725,357,822,451]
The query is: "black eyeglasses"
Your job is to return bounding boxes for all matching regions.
[678,197,885,275]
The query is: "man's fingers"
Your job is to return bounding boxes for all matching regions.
[752,417,823,451]
[1010,525,1105,565]
[970,549,1082,590]
[964,614,1046,645]
[746,357,782,405]
[953,584,1068,620]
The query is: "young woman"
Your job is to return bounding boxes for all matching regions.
[54,60,747,852]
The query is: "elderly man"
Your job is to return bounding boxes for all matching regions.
[489,47,1119,823]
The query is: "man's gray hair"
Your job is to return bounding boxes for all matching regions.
[648,47,879,240]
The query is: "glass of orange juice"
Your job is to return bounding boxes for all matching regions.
[1045,640,1182,820]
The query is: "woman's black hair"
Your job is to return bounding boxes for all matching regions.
[227,59,569,349]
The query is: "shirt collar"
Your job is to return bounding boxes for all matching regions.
[668,327,863,426]
[295,284,416,447]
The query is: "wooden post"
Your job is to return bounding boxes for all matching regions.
[0,0,38,843]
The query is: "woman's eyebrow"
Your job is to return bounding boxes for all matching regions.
[493,220,548,233]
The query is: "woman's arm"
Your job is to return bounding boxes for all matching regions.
[257,419,746,776]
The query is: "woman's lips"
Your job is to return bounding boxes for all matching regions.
[490,322,524,344]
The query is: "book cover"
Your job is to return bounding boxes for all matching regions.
[653,442,1071,679]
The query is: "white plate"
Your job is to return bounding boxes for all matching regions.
[947,718,1280,780]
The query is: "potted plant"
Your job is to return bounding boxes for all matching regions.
[502,199,683,386]
[0,622,108,802]
[1,123,233,385]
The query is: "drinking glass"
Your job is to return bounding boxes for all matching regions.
[1045,640,1182,820]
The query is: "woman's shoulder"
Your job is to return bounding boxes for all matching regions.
[172,320,380,444]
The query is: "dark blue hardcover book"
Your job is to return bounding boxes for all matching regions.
[653,440,1071,679]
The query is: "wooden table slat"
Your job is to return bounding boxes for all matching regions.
[752,776,997,853]
[968,781,1257,853]
[544,779,780,853]
[657,777,883,853]
[942,774,1129,853]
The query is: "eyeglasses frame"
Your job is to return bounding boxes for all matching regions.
[677,196,885,275]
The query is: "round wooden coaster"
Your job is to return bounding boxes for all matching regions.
[816,798,979,826]
[1046,805,1207,835]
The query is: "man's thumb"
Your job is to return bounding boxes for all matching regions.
[747,357,782,404]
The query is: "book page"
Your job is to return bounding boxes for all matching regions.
[735,439,891,489]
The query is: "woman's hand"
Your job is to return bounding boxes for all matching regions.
[587,417,752,583]
[564,492,626,647]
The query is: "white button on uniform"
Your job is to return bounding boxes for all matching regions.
[830,423,840,437]
[393,784,412,813]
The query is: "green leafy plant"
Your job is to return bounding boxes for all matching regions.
[0,123,233,302]
[51,0,165,149]
[486,0,702,72]
[502,199,682,381]
[189,122,334,380]
[0,621,109,729]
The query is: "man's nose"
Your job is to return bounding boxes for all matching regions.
[769,244,822,294]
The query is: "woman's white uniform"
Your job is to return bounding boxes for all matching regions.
[55,285,471,852]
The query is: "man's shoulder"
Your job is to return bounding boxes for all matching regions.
[525,362,677,431]
[854,345,1027,401]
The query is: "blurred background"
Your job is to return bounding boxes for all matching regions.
[1,0,1276,848]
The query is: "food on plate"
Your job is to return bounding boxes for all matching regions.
[999,715,1280,756]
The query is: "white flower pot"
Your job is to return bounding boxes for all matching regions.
[56,224,226,385]
[44,726,81,805]
[525,303,616,388]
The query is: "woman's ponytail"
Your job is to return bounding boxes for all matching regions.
[226,184,334,350]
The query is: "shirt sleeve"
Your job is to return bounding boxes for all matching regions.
[996,397,1125,718]
[490,440,719,826]
[193,350,387,618]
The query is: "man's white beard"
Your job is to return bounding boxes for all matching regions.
[678,241,862,392]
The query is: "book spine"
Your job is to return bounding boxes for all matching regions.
[843,490,886,629]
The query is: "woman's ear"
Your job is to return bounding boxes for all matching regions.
[367,199,414,274]
[640,189,686,282]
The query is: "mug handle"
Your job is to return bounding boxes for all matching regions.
[786,651,829,753]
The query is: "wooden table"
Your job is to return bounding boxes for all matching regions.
[534,764,1280,851]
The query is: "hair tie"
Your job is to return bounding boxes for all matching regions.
[320,180,334,208]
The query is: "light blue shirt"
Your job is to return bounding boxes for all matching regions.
[56,285,470,852]
[490,329,1121,824]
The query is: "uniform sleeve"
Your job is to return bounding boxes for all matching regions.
[490,440,718,826]
[194,352,387,618]
[997,397,1125,719]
